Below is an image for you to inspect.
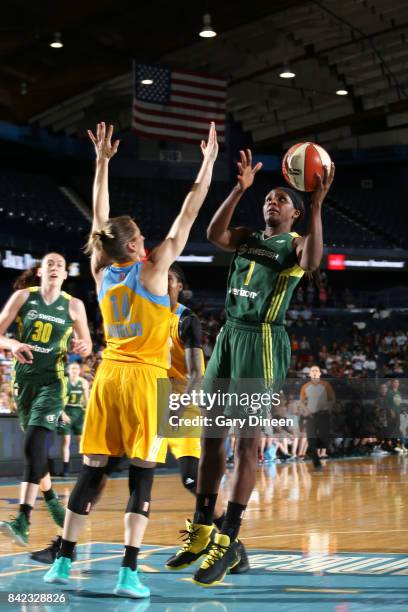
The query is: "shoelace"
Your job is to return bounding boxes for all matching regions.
[8,515,18,523]
[8,514,25,525]
[178,526,200,551]
[7,515,27,532]
[201,541,228,569]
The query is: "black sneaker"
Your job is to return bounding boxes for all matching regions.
[30,536,77,564]
[193,533,240,586]
[165,520,215,570]
[229,539,249,574]
[312,452,323,470]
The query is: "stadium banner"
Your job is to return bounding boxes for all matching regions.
[0,249,80,276]
[173,249,408,269]
[325,253,407,271]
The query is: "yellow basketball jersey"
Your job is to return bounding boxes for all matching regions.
[168,303,205,381]
[98,261,171,369]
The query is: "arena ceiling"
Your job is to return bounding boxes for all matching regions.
[2,0,408,151]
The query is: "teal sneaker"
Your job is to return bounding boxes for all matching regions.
[43,556,72,584]
[45,498,66,528]
[0,513,29,546]
[114,567,150,598]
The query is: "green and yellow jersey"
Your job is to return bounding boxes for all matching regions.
[226,231,304,325]
[66,378,86,409]
[14,286,73,383]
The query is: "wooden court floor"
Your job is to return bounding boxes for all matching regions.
[0,456,406,556]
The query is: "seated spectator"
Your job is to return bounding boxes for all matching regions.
[299,336,311,352]
[287,308,300,324]
[295,286,304,304]
[363,354,377,377]
[300,308,312,323]
[318,344,328,364]
[396,330,407,348]
[372,306,391,320]
[306,283,315,306]
[291,334,299,352]
[318,286,327,307]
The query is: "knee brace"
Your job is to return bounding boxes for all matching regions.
[178,456,198,494]
[23,426,49,484]
[126,465,155,517]
[68,464,106,515]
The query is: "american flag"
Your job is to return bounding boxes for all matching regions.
[132,63,226,144]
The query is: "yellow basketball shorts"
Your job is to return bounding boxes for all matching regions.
[162,401,202,459]
[166,437,201,460]
[80,360,169,462]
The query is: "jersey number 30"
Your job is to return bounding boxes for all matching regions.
[31,321,53,343]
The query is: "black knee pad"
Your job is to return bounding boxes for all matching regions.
[178,456,198,494]
[23,426,49,484]
[126,465,155,517]
[68,464,106,515]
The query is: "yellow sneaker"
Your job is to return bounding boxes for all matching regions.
[165,519,215,570]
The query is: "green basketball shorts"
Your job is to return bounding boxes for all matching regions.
[14,377,68,432]
[203,319,291,418]
[56,405,84,436]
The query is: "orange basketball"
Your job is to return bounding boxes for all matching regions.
[282,142,331,192]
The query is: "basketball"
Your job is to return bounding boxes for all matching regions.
[282,142,332,192]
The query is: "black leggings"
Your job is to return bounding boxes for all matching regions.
[23,426,50,484]
[179,456,198,494]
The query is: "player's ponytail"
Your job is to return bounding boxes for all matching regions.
[85,215,137,262]
[13,264,41,290]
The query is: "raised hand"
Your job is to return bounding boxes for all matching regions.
[87,122,120,161]
[200,122,219,163]
[311,162,335,207]
[236,149,263,192]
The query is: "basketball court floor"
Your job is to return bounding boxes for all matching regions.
[0,456,406,611]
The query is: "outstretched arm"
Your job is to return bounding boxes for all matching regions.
[86,122,120,278]
[143,123,218,292]
[294,163,335,272]
[207,149,262,252]
[69,298,93,358]
[87,122,120,232]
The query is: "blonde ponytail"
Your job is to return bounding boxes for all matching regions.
[84,216,137,262]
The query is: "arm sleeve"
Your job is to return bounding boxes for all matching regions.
[179,311,202,349]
